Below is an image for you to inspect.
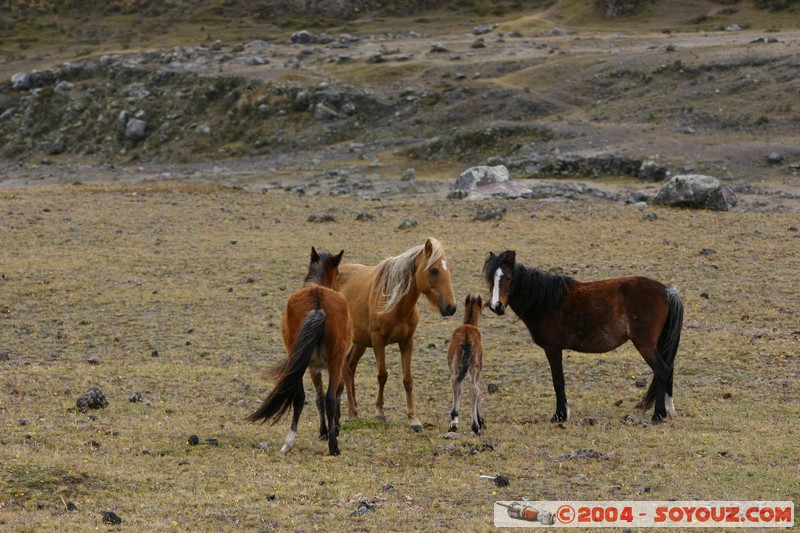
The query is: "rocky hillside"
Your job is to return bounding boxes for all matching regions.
[1,0,799,189]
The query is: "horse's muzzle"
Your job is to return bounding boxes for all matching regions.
[489,303,505,315]
[441,304,457,317]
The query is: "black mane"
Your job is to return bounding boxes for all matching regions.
[305,252,332,286]
[509,263,574,320]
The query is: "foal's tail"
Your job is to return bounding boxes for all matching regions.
[245,309,326,424]
[456,342,473,383]
[640,288,684,410]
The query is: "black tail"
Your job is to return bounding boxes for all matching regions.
[246,309,326,425]
[641,288,683,410]
[457,342,473,383]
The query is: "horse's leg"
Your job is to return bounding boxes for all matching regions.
[399,337,423,432]
[281,382,305,454]
[469,368,482,436]
[335,381,344,435]
[310,368,327,441]
[544,347,570,422]
[449,372,461,431]
[636,344,670,423]
[326,373,341,456]
[475,365,486,430]
[373,342,389,422]
[346,344,367,417]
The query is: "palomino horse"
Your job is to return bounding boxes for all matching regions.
[246,248,354,455]
[484,250,683,423]
[447,294,486,435]
[338,238,457,431]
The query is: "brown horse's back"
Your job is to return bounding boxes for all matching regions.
[282,286,353,357]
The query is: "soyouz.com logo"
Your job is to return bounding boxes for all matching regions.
[494,501,795,528]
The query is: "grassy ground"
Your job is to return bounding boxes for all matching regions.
[1,183,798,531]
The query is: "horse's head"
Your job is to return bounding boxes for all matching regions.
[483,250,515,315]
[462,294,482,326]
[415,238,457,317]
[307,247,345,289]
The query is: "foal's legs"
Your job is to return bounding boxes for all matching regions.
[281,384,306,454]
[400,337,423,432]
[346,344,367,417]
[449,372,462,431]
[469,368,483,435]
[544,347,570,422]
[310,369,328,440]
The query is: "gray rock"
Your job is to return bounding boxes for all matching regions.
[402,168,416,181]
[398,219,417,230]
[639,160,669,182]
[767,152,784,165]
[314,103,340,121]
[11,72,30,91]
[76,387,108,410]
[652,174,738,211]
[291,30,317,45]
[125,119,148,141]
[54,81,74,93]
[454,165,510,191]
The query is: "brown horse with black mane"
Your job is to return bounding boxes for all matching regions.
[338,238,457,432]
[484,250,683,423]
[246,248,354,456]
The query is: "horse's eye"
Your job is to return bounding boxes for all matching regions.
[430,268,439,276]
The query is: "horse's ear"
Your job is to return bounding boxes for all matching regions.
[333,250,345,267]
[476,295,482,308]
[311,247,320,262]
[424,238,433,257]
[502,250,516,265]
[464,293,471,307]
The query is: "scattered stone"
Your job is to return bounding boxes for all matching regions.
[699,248,717,256]
[789,226,798,232]
[643,212,659,221]
[471,39,486,49]
[379,483,395,493]
[129,392,144,403]
[18,418,29,426]
[634,377,648,388]
[76,388,108,410]
[66,501,78,511]
[480,474,510,487]
[102,511,122,525]
[681,126,696,134]
[700,291,710,299]
[430,44,448,53]
[256,441,269,450]
[767,152,784,165]
[151,350,159,357]
[470,443,495,454]
[187,435,200,445]
[401,168,416,181]
[473,207,506,221]
[350,502,375,517]
[203,438,219,446]
[652,174,737,211]
[722,392,732,400]
[398,219,417,230]
[54,81,74,93]
[639,160,669,182]
[355,212,375,221]
[307,213,336,223]
[487,384,500,393]
[443,431,460,439]
[473,25,491,35]
[313,103,340,121]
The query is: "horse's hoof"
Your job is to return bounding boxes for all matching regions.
[550,413,568,423]
[651,413,667,424]
[449,424,458,432]
[329,447,341,456]
[318,433,328,441]
[471,425,481,436]
[479,418,487,429]
[280,444,292,454]
[411,423,423,433]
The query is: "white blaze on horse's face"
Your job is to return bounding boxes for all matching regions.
[490,267,505,314]
[441,259,448,272]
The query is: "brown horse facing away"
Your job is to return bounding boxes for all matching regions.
[484,250,683,423]
[246,248,354,456]
[338,238,457,432]
[447,294,486,436]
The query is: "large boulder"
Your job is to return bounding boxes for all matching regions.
[652,174,737,211]
[454,165,510,192]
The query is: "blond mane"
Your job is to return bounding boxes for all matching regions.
[372,238,445,314]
